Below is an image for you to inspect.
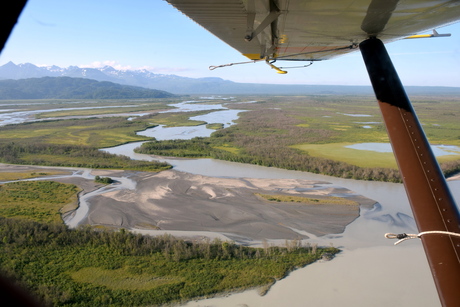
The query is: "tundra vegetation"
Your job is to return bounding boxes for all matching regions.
[0,116,171,171]
[94,175,114,184]
[0,181,337,306]
[256,193,359,206]
[136,95,460,182]
[2,96,459,180]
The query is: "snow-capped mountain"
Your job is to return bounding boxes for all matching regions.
[0,62,233,94]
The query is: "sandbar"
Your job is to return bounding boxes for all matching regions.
[75,169,374,241]
[1,164,376,242]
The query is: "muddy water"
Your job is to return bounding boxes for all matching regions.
[108,147,460,302]
[102,141,460,306]
[97,100,460,306]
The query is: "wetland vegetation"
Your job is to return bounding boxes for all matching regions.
[0,181,79,223]
[0,142,171,172]
[136,95,460,181]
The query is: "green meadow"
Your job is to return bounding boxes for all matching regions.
[0,117,155,148]
[0,170,70,181]
[0,181,80,223]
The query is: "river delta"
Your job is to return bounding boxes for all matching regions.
[1,98,460,306]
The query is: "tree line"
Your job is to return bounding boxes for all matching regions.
[0,142,171,171]
[0,217,337,306]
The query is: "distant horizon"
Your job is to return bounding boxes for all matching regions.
[2,61,460,90]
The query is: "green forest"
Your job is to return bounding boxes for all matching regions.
[0,217,337,306]
[0,142,171,172]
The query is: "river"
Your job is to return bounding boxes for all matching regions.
[103,143,457,306]
[6,98,458,306]
[98,99,460,307]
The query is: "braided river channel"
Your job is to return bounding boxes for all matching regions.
[99,99,460,307]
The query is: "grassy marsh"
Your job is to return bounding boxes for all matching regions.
[0,170,70,181]
[0,117,155,148]
[292,143,399,169]
[138,95,460,180]
[256,193,359,206]
[0,181,79,223]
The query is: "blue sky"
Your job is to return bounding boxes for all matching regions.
[1,0,460,86]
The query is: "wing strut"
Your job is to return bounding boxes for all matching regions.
[360,37,460,307]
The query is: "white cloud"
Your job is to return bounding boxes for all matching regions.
[80,61,133,71]
[139,66,192,73]
[78,61,192,74]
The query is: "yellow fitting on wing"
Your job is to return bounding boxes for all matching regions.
[405,29,451,39]
[266,59,287,74]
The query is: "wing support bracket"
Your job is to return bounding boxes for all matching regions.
[245,1,281,42]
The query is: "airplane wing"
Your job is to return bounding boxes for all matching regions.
[166,0,460,61]
[166,1,460,306]
[0,0,28,53]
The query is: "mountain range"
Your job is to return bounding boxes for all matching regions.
[0,77,175,100]
[1,62,459,95]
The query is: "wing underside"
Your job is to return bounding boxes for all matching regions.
[166,0,460,61]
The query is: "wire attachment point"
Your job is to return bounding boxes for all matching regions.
[385,231,460,245]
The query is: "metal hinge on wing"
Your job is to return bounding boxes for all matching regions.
[245,0,282,42]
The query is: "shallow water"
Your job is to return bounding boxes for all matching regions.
[346,142,460,156]
[137,112,245,140]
